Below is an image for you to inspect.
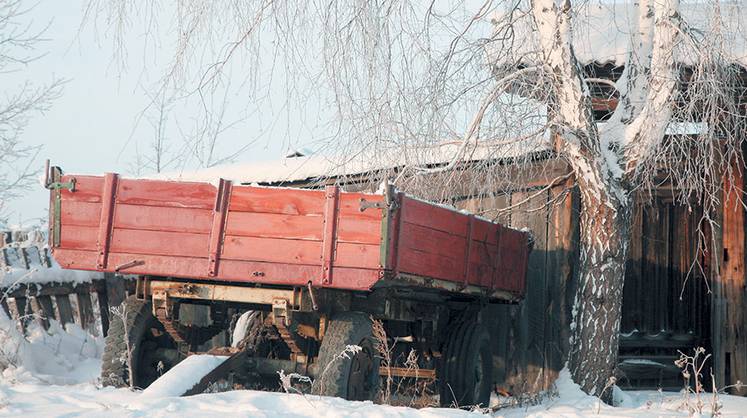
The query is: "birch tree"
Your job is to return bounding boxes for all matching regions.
[0,0,63,223]
[85,0,746,399]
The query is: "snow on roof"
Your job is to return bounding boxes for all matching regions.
[490,1,747,66]
[151,137,553,185]
[151,121,703,186]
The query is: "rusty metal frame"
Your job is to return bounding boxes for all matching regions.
[271,298,303,359]
[45,165,76,248]
[146,279,302,307]
[376,272,521,302]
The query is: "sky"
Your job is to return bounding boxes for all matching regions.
[4,1,319,226]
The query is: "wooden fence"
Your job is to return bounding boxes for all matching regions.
[1,274,130,337]
[2,235,131,337]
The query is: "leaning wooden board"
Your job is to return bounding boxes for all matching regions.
[49,170,529,299]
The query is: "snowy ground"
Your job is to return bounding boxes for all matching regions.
[1,320,746,417]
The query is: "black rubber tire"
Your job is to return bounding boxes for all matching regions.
[100,296,178,389]
[312,312,380,401]
[439,321,493,408]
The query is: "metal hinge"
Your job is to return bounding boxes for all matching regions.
[44,161,76,247]
[359,198,386,211]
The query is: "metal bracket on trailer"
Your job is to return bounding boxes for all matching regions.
[271,298,304,360]
[43,161,76,247]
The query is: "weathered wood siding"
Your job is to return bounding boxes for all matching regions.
[716,162,747,396]
[455,186,713,394]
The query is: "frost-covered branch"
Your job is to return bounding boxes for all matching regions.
[0,0,64,225]
[621,0,680,177]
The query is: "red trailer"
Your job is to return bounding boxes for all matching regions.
[46,164,530,406]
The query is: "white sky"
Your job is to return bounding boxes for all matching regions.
[5,1,319,225]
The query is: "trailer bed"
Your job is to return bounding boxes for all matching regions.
[49,171,529,299]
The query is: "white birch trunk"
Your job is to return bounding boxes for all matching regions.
[531,0,630,398]
[531,0,681,398]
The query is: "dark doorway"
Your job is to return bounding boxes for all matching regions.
[618,200,712,390]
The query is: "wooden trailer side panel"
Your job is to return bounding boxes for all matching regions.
[51,173,528,295]
[52,175,384,291]
[394,196,528,296]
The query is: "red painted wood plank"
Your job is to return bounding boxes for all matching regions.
[109,228,209,258]
[337,216,382,245]
[219,259,320,285]
[336,242,381,269]
[496,227,528,293]
[468,262,495,288]
[229,186,325,215]
[218,261,380,291]
[116,178,216,209]
[60,225,98,251]
[470,218,499,245]
[61,201,101,227]
[397,247,464,282]
[106,252,207,276]
[327,267,381,291]
[114,204,213,234]
[225,212,323,240]
[469,240,498,267]
[467,240,499,287]
[60,175,103,203]
[222,236,322,265]
[400,196,468,237]
[53,234,387,292]
[399,222,467,259]
[50,248,98,270]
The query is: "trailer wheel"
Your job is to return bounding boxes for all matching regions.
[101,296,179,389]
[439,321,493,408]
[312,312,380,401]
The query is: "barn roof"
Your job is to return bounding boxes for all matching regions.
[150,138,553,185]
[489,1,747,67]
[149,120,703,185]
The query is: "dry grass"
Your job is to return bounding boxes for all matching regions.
[674,346,745,417]
[371,317,438,408]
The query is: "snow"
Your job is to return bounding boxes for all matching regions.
[148,138,552,186]
[0,313,103,386]
[489,1,747,67]
[0,265,100,289]
[231,310,254,347]
[620,358,667,366]
[142,355,229,398]
[2,321,747,418]
[3,358,747,417]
